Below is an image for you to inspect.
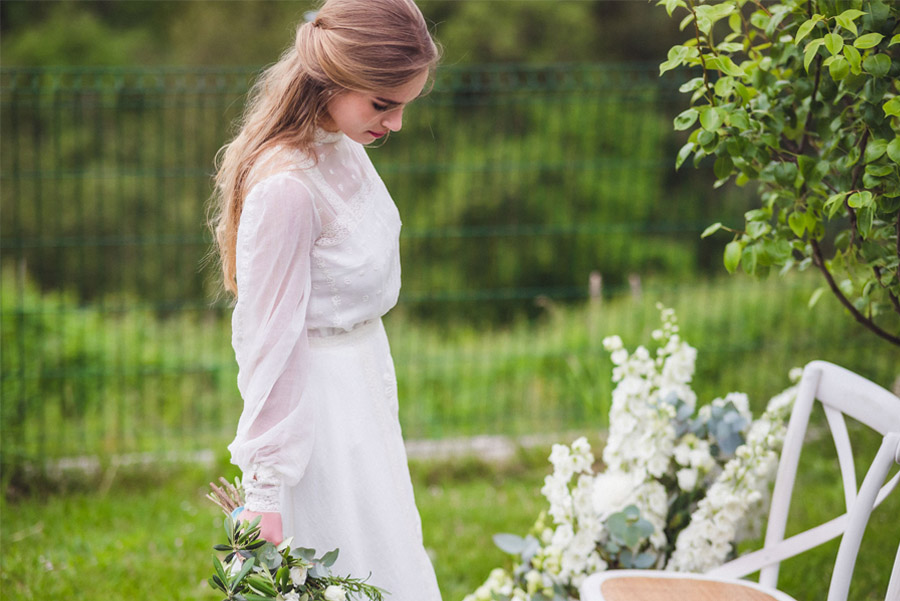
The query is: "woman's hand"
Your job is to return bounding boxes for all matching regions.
[237,509,284,545]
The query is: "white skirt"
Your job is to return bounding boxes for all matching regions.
[280,319,442,600]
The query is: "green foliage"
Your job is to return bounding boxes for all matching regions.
[208,515,386,601]
[603,505,657,569]
[658,0,900,345]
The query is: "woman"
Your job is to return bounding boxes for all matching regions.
[209,0,442,597]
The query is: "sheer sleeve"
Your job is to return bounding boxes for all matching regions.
[227,173,321,512]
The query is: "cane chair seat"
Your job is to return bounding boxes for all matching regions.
[594,572,796,601]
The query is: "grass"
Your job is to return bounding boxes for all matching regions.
[4,269,898,468]
[2,423,898,601]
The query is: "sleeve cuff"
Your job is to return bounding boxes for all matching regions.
[242,464,282,512]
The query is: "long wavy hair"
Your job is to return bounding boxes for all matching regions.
[210,0,439,295]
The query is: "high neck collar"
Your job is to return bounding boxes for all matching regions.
[314,128,343,145]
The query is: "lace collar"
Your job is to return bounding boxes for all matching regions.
[314,128,344,145]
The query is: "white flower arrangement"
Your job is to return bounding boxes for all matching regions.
[465,306,798,601]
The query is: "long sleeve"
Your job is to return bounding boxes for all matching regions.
[228,173,321,512]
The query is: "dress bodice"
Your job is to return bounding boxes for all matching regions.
[228,133,403,508]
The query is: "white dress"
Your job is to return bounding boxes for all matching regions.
[228,130,442,600]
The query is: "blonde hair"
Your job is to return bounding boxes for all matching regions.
[211,0,439,295]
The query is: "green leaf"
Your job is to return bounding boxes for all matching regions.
[843,45,861,72]
[714,154,734,180]
[805,39,825,71]
[865,139,887,162]
[808,287,826,308]
[788,212,807,237]
[824,33,844,55]
[835,9,866,35]
[678,77,705,93]
[664,0,685,17]
[699,106,723,131]
[863,54,891,77]
[884,97,900,118]
[854,32,884,49]
[828,56,849,81]
[702,222,724,238]
[848,191,873,208]
[674,108,699,131]
[825,192,849,218]
[866,164,893,177]
[675,142,695,170]
[714,76,734,98]
[887,138,900,164]
[891,34,900,47]
[724,240,743,273]
[746,221,770,239]
[795,17,821,44]
[857,206,874,239]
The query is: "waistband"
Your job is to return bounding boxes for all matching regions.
[307,318,380,347]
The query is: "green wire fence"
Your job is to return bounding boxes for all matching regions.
[2,64,897,472]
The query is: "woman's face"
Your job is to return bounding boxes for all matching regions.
[324,69,429,145]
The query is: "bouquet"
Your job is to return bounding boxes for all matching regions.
[465,305,799,601]
[207,478,387,601]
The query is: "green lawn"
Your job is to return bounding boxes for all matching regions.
[2,432,898,601]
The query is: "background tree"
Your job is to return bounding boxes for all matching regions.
[658,0,900,345]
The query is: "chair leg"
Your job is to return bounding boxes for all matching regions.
[886,542,900,601]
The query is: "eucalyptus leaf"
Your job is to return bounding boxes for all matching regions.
[320,548,340,567]
[633,552,657,569]
[493,533,528,555]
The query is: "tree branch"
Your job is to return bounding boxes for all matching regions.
[874,265,900,315]
[687,0,717,106]
[811,239,900,345]
[797,54,822,155]
[843,128,871,249]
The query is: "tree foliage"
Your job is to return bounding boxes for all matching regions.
[658,0,900,345]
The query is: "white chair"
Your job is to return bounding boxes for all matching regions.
[580,360,900,601]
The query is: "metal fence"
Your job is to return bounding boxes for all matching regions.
[2,64,898,469]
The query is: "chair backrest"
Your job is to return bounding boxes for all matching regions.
[709,360,900,601]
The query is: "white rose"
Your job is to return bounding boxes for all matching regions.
[290,566,307,586]
[324,585,347,601]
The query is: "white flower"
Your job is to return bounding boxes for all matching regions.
[603,335,624,351]
[324,585,347,601]
[282,592,301,601]
[525,569,543,594]
[676,467,698,491]
[592,470,638,515]
[290,566,307,586]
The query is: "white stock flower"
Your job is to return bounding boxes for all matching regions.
[676,467,698,491]
[323,585,347,601]
[592,470,639,515]
[602,335,624,351]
